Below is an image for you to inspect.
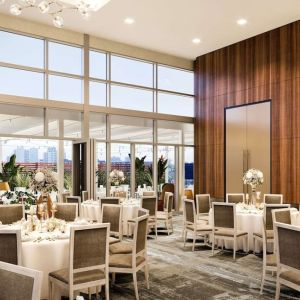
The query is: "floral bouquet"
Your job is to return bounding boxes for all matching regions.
[109,169,125,186]
[30,168,58,194]
[243,168,264,188]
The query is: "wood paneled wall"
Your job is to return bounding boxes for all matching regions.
[195,20,300,203]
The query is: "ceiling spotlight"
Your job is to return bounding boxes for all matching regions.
[124,17,135,25]
[237,18,248,26]
[192,38,201,44]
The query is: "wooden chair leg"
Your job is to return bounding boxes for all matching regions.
[260,265,265,294]
[112,272,116,284]
[48,278,52,300]
[192,231,196,251]
[69,289,73,300]
[144,263,150,289]
[233,238,236,261]
[155,221,158,239]
[133,272,139,300]
[275,278,281,300]
[88,288,92,300]
[183,229,187,247]
[212,235,215,256]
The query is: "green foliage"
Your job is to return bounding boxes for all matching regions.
[148,155,168,185]
[0,154,23,190]
[64,172,72,191]
[16,171,31,189]
[132,155,152,188]
[96,169,106,187]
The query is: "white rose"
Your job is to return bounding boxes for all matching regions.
[35,172,45,182]
[257,171,263,178]
[119,171,124,177]
[51,172,58,180]
[246,172,252,179]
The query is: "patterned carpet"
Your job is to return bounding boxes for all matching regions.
[81,214,300,300]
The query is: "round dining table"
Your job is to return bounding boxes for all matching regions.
[81,198,141,235]
[209,205,300,252]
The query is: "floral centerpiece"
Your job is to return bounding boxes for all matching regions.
[30,168,58,194]
[109,169,125,186]
[243,168,264,205]
[30,168,58,218]
[1,190,36,210]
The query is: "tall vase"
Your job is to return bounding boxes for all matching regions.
[251,186,257,206]
[36,193,53,219]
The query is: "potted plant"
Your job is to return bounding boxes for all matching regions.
[0,154,23,190]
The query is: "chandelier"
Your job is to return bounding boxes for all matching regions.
[0,0,111,28]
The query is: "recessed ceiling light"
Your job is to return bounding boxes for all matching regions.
[124,17,135,25]
[192,38,201,44]
[237,18,248,26]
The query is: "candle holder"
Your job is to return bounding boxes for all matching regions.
[38,203,45,233]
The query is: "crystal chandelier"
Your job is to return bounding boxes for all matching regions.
[0,0,111,28]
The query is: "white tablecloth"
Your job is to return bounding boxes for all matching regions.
[80,199,140,235]
[22,237,69,299]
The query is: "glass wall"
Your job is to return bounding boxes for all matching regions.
[184,147,194,188]
[135,144,153,190]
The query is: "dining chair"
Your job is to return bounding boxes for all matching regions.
[109,214,150,300]
[142,191,155,197]
[101,204,123,242]
[157,192,174,235]
[126,208,149,239]
[0,229,22,265]
[253,204,290,252]
[55,203,78,222]
[0,204,24,224]
[141,196,157,239]
[271,208,292,225]
[61,191,71,203]
[260,219,277,294]
[100,197,120,208]
[183,199,212,251]
[195,194,210,223]
[81,190,89,202]
[274,222,300,300]
[263,194,283,204]
[49,223,110,300]
[226,193,244,204]
[212,203,248,260]
[0,261,42,300]
[209,198,224,208]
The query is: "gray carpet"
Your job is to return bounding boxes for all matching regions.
[83,214,300,300]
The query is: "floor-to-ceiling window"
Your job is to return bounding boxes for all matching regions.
[0,29,194,206]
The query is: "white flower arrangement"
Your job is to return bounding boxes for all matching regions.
[109,169,125,186]
[30,168,58,194]
[243,168,264,188]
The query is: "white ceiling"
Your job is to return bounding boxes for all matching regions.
[0,0,300,59]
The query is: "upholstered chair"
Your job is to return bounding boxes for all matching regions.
[212,203,248,260]
[253,204,290,252]
[141,196,157,239]
[263,194,283,204]
[157,192,174,235]
[81,191,89,202]
[183,199,212,251]
[109,215,150,300]
[61,192,70,203]
[55,203,78,222]
[274,222,300,300]
[195,194,210,223]
[127,208,149,238]
[0,261,42,300]
[0,204,24,225]
[0,229,22,265]
[49,224,110,300]
[101,204,123,243]
[271,208,292,225]
[226,193,244,204]
[100,197,120,208]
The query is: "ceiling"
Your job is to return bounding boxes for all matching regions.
[0,0,300,59]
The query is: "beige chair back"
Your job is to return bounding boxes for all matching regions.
[0,229,22,265]
[0,261,42,300]
[275,222,300,272]
[70,224,110,281]
[226,193,244,204]
[141,196,157,217]
[133,215,149,255]
[265,204,290,230]
[165,192,173,213]
[138,208,149,217]
[196,194,210,214]
[142,191,155,197]
[66,196,81,204]
[213,203,235,229]
[56,203,78,222]
[209,198,224,208]
[0,205,24,225]
[101,204,122,236]
[61,192,70,203]
[271,208,292,225]
[82,191,89,202]
[183,199,196,224]
[100,197,120,207]
[264,194,283,204]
